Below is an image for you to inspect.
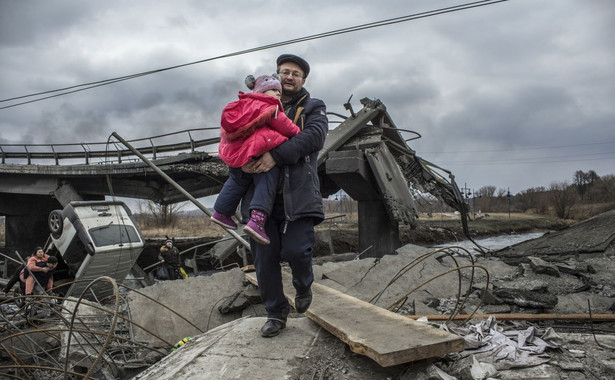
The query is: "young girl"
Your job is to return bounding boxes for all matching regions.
[211,74,300,244]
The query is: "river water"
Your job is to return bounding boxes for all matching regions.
[431,231,547,252]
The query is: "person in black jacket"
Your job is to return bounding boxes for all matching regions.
[158,238,183,280]
[241,54,328,337]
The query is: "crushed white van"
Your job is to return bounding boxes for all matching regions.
[45,200,145,300]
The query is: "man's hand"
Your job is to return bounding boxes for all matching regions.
[242,152,276,174]
[253,152,276,173]
[242,160,257,174]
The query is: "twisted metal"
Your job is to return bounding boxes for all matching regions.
[369,246,489,326]
[0,275,209,379]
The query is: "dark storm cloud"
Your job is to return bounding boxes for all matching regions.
[1,0,613,193]
[0,1,93,46]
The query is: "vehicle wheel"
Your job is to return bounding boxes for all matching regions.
[13,285,25,309]
[48,210,63,238]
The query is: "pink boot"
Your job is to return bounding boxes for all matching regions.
[243,210,270,245]
[210,211,237,230]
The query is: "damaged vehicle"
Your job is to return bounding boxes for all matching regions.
[45,200,145,299]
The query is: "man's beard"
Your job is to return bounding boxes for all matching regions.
[282,87,300,100]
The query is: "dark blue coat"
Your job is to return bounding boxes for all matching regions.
[270,88,328,224]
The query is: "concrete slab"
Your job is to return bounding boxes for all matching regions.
[127,268,248,346]
[314,244,473,313]
[132,317,321,380]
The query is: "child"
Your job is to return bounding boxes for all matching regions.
[211,74,301,244]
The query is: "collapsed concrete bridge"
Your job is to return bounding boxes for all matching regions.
[0,98,469,257]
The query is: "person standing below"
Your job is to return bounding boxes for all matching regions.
[19,247,50,295]
[242,54,328,337]
[158,238,183,280]
[211,74,300,245]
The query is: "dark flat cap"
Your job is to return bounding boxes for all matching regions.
[276,54,310,78]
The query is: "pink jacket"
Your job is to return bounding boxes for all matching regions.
[219,92,301,168]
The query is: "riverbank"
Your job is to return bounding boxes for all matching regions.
[315,212,572,255]
[135,212,572,264]
[403,212,572,244]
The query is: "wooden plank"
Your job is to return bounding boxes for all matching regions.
[245,271,464,367]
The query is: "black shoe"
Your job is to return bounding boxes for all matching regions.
[295,289,312,314]
[260,319,286,338]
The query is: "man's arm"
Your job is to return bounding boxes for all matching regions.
[246,99,327,173]
[270,99,328,165]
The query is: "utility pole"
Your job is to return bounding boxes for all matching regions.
[460,183,472,216]
[507,187,512,219]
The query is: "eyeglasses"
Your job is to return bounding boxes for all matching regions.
[278,70,304,79]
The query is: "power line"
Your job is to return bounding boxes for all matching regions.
[0,0,508,110]
[439,152,615,166]
[418,140,615,155]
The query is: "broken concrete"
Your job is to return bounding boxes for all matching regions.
[3,210,615,379]
[124,210,615,379]
[126,269,247,347]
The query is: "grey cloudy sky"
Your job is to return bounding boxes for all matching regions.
[1,0,613,196]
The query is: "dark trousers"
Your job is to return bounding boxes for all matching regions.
[3,265,24,293]
[252,203,315,321]
[214,166,280,216]
[167,265,181,280]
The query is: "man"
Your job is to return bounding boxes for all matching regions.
[243,54,328,337]
[158,238,183,280]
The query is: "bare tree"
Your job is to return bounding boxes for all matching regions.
[477,186,496,198]
[472,186,493,212]
[516,186,548,213]
[138,200,187,228]
[586,174,615,203]
[549,181,577,219]
[573,169,601,199]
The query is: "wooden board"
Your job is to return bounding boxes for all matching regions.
[245,271,464,367]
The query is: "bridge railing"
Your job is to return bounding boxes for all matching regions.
[0,128,221,166]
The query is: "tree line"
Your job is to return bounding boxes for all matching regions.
[417,170,615,220]
[515,170,614,219]
[134,169,615,229]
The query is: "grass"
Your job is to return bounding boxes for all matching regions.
[136,211,570,249]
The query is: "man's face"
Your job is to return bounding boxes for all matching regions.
[277,62,305,98]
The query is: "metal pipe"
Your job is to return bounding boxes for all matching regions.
[405,313,615,322]
[111,132,250,249]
